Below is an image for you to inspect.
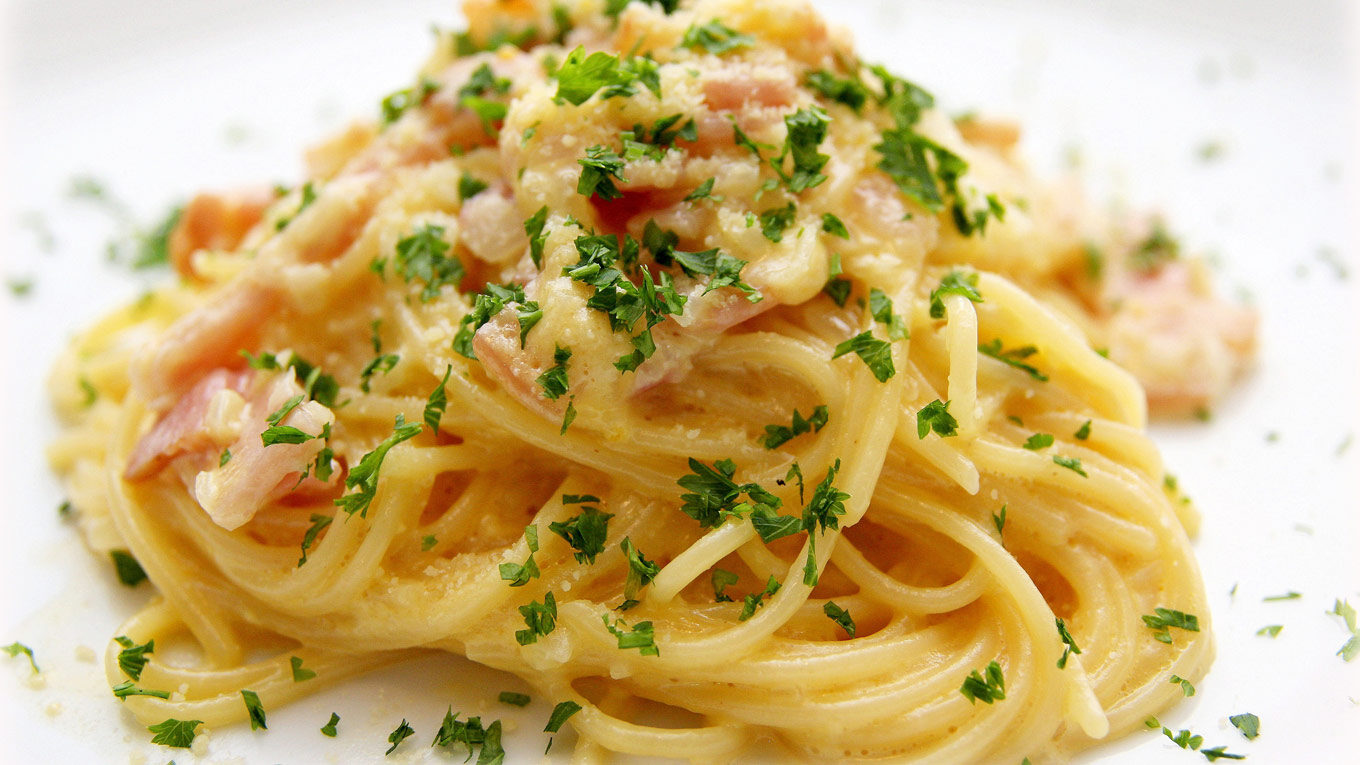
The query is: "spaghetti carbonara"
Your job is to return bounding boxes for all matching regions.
[47,0,1256,761]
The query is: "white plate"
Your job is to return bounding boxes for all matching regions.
[2,0,1357,762]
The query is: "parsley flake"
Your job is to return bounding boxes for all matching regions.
[500,525,541,587]
[761,405,829,449]
[916,399,959,439]
[549,506,614,565]
[960,661,1006,704]
[114,636,154,679]
[424,365,452,434]
[1023,433,1054,450]
[499,691,531,707]
[1074,420,1092,440]
[1228,713,1259,740]
[737,576,781,621]
[868,288,909,340]
[516,592,558,645]
[298,513,332,567]
[993,504,1007,539]
[602,615,659,656]
[578,145,628,200]
[711,569,739,602]
[678,20,753,54]
[620,537,660,605]
[759,201,797,243]
[823,601,856,637]
[394,223,463,302]
[290,656,316,682]
[148,718,202,749]
[1169,674,1196,697]
[112,681,170,700]
[1142,607,1200,644]
[3,642,38,673]
[334,415,422,517]
[536,345,572,400]
[386,718,415,755]
[1052,455,1087,477]
[929,270,982,319]
[242,689,268,730]
[832,331,895,381]
[110,549,147,587]
[321,712,340,737]
[1056,618,1082,669]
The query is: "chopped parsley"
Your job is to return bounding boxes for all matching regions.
[978,339,1049,381]
[458,173,488,201]
[500,525,541,586]
[868,288,908,340]
[667,244,760,302]
[1052,455,1087,477]
[110,549,147,587]
[242,689,268,730]
[359,353,400,393]
[821,212,849,239]
[524,206,549,268]
[453,283,540,359]
[684,177,717,202]
[274,182,317,231]
[621,114,697,161]
[544,700,582,753]
[380,77,437,124]
[602,615,659,656]
[424,365,452,434]
[536,345,572,400]
[1331,599,1359,661]
[832,331,895,382]
[774,107,831,193]
[1167,674,1195,697]
[3,642,38,673]
[219,448,232,467]
[928,270,982,319]
[298,513,332,567]
[1228,713,1259,740]
[498,691,531,707]
[321,712,340,737]
[1201,746,1247,761]
[1074,420,1092,440]
[334,415,422,517]
[147,718,202,749]
[759,201,797,243]
[993,504,1007,539]
[290,656,316,682]
[1056,618,1082,669]
[516,592,558,645]
[1131,221,1180,272]
[823,252,851,307]
[1142,607,1201,644]
[553,46,659,106]
[823,601,856,637]
[737,576,781,621]
[761,405,829,449]
[916,399,959,439]
[386,718,415,755]
[959,661,1006,704]
[678,20,754,54]
[805,70,871,112]
[114,636,154,679]
[1255,624,1283,638]
[698,567,739,605]
[798,460,849,586]
[421,534,438,551]
[112,681,170,700]
[620,537,660,605]
[393,223,463,301]
[1023,433,1054,450]
[549,506,614,564]
[432,708,498,758]
[578,145,628,200]
[675,458,778,528]
[80,377,98,407]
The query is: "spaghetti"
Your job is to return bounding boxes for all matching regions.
[48,0,1251,760]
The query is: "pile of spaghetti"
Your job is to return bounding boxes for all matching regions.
[48,0,1255,760]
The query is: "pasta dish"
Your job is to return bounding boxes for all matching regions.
[46,0,1256,760]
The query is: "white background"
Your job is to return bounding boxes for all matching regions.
[1,0,1357,762]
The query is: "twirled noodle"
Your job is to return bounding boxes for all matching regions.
[47,0,1250,760]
